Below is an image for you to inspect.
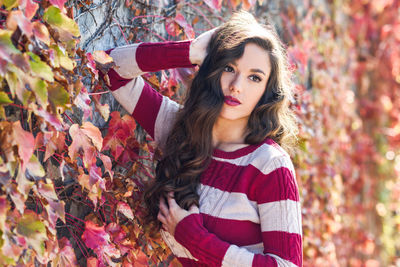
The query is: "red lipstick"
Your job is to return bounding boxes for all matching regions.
[224,96,241,106]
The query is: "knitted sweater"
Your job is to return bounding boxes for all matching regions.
[105,40,303,267]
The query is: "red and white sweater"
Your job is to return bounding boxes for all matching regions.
[105,40,303,267]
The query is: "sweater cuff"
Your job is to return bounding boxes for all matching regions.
[136,40,196,72]
[174,213,204,247]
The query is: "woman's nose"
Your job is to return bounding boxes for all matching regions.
[229,74,243,93]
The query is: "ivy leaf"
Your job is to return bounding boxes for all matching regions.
[12,121,34,170]
[43,6,80,37]
[102,111,136,160]
[31,78,48,108]
[89,164,105,191]
[25,154,45,178]
[8,183,26,214]
[174,12,195,39]
[27,52,54,82]
[82,221,120,266]
[82,221,110,249]
[35,107,64,131]
[5,68,31,105]
[90,50,115,80]
[0,0,18,10]
[6,10,33,38]
[53,237,77,266]
[47,83,70,112]
[92,94,110,122]
[50,45,75,71]
[16,210,47,257]
[117,201,134,220]
[0,92,12,104]
[0,30,20,63]
[19,0,39,20]
[73,86,92,121]
[165,17,181,37]
[32,21,50,46]
[99,154,113,180]
[69,122,103,168]
[0,196,7,230]
[49,0,67,10]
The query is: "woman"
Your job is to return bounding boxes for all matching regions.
[101,10,302,267]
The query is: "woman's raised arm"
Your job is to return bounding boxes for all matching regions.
[99,29,216,147]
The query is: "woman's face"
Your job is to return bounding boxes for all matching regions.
[219,43,271,122]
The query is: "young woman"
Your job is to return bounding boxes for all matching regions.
[101,10,302,267]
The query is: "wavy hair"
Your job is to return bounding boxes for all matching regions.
[143,10,298,235]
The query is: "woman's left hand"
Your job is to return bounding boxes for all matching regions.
[158,192,200,236]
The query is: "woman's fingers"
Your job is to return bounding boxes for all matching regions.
[167,192,179,209]
[159,197,169,217]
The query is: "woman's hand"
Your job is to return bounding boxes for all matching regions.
[158,192,200,236]
[189,27,219,66]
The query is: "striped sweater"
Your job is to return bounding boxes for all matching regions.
[105,40,303,267]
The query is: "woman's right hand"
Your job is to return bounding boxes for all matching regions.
[189,27,219,66]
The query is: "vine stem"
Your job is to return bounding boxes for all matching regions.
[88,91,110,95]
[186,2,215,28]
[113,18,129,45]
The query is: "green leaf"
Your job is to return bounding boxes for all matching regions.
[47,84,70,112]
[43,6,80,37]
[0,0,18,10]
[31,78,48,107]
[16,210,47,256]
[0,92,12,104]
[27,52,54,82]
[25,154,45,178]
[50,45,75,71]
[0,30,20,63]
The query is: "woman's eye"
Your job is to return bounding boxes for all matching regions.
[224,65,234,72]
[250,75,261,82]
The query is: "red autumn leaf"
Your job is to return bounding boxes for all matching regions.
[102,111,136,160]
[12,121,34,170]
[82,221,110,249]
[165,17,181,37]
[56,237,78,266]
[117,201,134,220]
[82,221,120,267]
[92,94,110,122]
[73,85,92,121]
[174,12,195,39]
[87,257,99,267]
[49,0,67,10]
[19,0,39,20]
[99,154,113,180]
[32,21,50,46]
[35,107,64,131]
[69,122,103,168]
[89,164,105,191]
[6,10,33,38]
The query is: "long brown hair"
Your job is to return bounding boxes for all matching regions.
[143,10,298,234]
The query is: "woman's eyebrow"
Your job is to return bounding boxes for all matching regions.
[250,68,266,76]
[230,62,267,76]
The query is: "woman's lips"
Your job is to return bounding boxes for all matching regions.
[224,96,241,106]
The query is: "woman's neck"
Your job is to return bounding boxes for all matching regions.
[212,117,248,150]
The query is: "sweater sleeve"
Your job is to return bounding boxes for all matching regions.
[104,41,196,146]
[173,156,303,267]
